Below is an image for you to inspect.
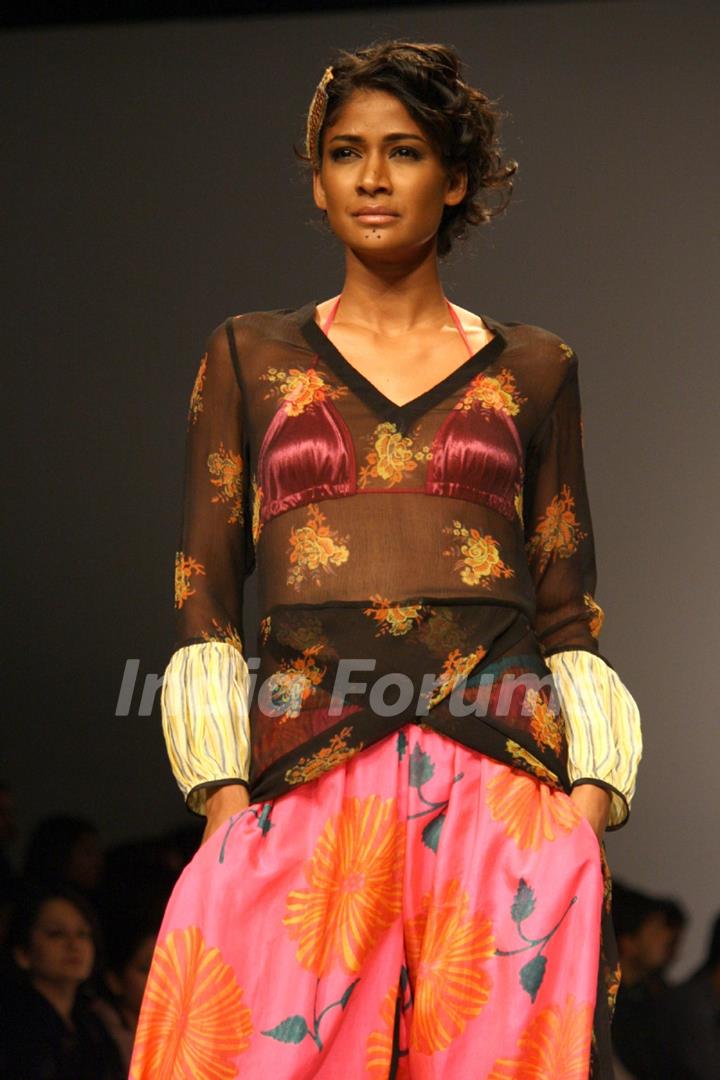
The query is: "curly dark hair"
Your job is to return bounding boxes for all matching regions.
[296,39,518,258]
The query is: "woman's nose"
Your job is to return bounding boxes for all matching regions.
[358,155,391,192]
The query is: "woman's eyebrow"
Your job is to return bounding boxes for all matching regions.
[328,132,427,144]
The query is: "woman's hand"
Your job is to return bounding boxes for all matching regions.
[570,783,611,843]
[201,784,251,846]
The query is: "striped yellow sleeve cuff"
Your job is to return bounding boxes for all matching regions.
[545,649,643,830]
[161,641,251,816]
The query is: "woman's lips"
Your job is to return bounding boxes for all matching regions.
[353,213,399,224]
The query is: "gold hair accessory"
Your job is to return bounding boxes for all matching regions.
[305,65,334,167]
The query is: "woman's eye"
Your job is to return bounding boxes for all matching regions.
[329,146,421,161]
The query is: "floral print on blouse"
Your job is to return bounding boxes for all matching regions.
[162,299,641,825]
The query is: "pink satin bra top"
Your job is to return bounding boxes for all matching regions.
[257,295,523,527]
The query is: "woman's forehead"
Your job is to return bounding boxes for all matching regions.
[36,897,90,927]
[326,89,420,133]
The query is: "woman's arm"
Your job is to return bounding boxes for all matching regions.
[161,319,254,842]
[522,348,642,834]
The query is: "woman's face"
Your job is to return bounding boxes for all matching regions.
[110,934,156,1017]
[65,829,103,892]
[14,898,95,987]
[313,88,466,260]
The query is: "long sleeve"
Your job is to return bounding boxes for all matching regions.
[161,319,255,815]
[522,351,642,829]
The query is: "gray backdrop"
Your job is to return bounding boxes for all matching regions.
[3,0,719,979]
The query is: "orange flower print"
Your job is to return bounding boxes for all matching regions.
[600,844,613,916]
[200,619,243,653]
[174,551,205,610]
[486,765,583,850]
[363,594,426,637]
[358,421,430,487]
[455,368,527,415]
[420,644,488,710]
[130,925,252,1079]
[505,741,561,788]
[284,726,364,786]
[416,607,469,657]
[274,612,333,656]
[263,644,326,722]
[559,341,575,361]
[187,352,207,426]
[584,592,605,639]
[251,474,263,544]
[287,503,350,589]
[282,794,405,976]
[527,689,565,755]
[259,365,347,417]
[606,959,622,1015]
[525,484,588,574]
[442,519,515,588]
[514,487,524,528]
[365,984,410,1079]
[487,993,593,1079]
[207,442,244,525]
[404,878,495,1055]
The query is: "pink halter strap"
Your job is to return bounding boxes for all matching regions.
[321,294,475,357]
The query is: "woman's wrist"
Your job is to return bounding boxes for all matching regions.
[569,782,611,840]
[201,784,250,845]
[205,782,251,819]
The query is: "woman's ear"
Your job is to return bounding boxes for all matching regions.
[444,165,468,207]
[13,945,31,971]
[312,169,327,212]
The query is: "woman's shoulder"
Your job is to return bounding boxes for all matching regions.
[212,302,314,348]
[487,315,580,389]
[489,313,576,356]
[447,300,575,359]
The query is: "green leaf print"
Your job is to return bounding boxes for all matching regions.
[218,801,275,863]
[262,977,361,1052]
[421,812,446,852]
[257,802,274,836]
[409,744,435,788]
[511,878,536,924]
[496,878,577,1002]
[396,730,408,760]
[339,980,359,1009]
[519,953,547,1003]
[261,1015,309,1043]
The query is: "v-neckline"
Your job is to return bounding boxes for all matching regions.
[296,298,508,431]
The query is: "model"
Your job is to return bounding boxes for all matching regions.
[130,39,642,1079]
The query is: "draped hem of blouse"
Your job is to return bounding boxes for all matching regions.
[162,299,642,828]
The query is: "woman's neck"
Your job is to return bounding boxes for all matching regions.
[32,975,78,1026]
[338,247,452,332]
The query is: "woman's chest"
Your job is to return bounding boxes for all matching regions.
[246,346,530,534]
[320,324,495,409]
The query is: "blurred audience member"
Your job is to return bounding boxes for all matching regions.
[98,836,185,924]
[0,882,124,1079]
[611,880,679,1078]
[25,815,104,899]
[650,896,689,988]
[656,908,720,1078]
[91,919,158,1070]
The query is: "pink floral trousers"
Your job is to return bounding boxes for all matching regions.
[130,721,607,1078]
